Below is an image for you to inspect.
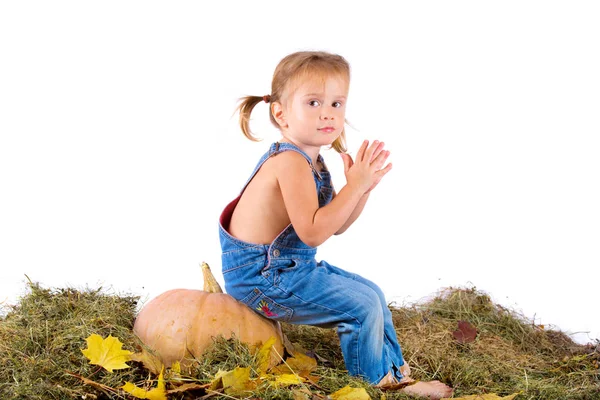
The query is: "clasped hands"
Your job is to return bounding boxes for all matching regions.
[340,140,392,194]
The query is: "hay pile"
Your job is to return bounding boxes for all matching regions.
[1,281,598,399]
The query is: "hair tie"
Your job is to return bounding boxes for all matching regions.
[263,94,271,103]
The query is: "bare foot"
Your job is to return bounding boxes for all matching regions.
[399,380,453,399]
[376,377,452,400]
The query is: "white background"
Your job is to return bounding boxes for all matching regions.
[1,2,598,345]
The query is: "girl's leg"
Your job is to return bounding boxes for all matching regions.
[312,261,406,380]
[257,259,396,384]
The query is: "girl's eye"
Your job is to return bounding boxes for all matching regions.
[309,100,321,107]
[333,101,343,108]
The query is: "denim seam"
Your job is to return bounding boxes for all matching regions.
[221,247,264,256]
[222,259,265,274]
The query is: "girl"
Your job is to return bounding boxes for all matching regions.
[218,51,452,399]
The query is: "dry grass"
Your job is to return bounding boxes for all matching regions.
[1,281,598,399]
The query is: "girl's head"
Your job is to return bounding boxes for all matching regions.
[237,51,350,153]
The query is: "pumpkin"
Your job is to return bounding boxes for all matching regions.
[133,262,285,369]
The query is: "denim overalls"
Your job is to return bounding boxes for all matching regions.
[218,141,405,384]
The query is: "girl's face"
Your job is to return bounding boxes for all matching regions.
[277,75,349,151]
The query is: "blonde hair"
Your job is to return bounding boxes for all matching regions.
[236,51,350,153]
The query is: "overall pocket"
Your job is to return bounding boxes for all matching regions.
[240,288,293,322]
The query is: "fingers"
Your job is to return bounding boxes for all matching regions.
[369,141,386,162]
[356,140,369,162]
[371,148,391,171]
[376,162,393,177]
[363,140,381,163]
[340,152,354,172]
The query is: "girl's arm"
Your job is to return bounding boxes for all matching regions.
[333,141,390,234]
[275,141,391,247]
[333,190,370,235]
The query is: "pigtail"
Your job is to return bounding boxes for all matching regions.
[331,130,347,153]
[236,95,265,142]
[330,117,353,153]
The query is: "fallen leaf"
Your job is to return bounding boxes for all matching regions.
[330,385,371,400]
[292,387,313,400]
[210,367,256,396]
[122,367,167,400]
[130,347,164,375]
[271,373,305,387]
[441,393,521,400]
[256,336,278,375]
[271,351,318,378]
[81,334,132,372]
[452,320,478,344]
[166,382,210,394]
[305,374,321,385]
[171,360,181,374]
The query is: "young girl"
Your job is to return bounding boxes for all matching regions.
[218,51,452,399]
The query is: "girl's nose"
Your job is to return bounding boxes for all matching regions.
[320,110,334,120]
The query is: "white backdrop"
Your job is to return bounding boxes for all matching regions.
[1,1,598,345]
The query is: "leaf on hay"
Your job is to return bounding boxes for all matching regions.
[256,336,278,375]
[122,367,167,400]
[270,373,305,388]
[210,366,256,395]
[271,351,318,378]
[130,347,164,375]
[81,334,132,372]
[330,385,371,399]
[452,320,478,344]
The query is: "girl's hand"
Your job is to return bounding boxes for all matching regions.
[340,140,392,194]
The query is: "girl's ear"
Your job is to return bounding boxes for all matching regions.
[271,102,288,128]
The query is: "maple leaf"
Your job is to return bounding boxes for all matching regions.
[122,367,167,400]
[330,385,371,399]
[256,336,278,375]
[270,373,305,388]
[271,351,318,378]
[452,320,478,344]
[442,393,521,400]
[210,367,256,396]
[130,347,164,375]
[81,334,132,372]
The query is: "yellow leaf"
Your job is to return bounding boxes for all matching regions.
[171,360,181,374]
[442,393,521,400]
[256,336,277,375]
[211,367,256,396]
[122,367,167,400]
[130,347,164,375]
[270,373,305,388]
[81,334,132,372]
[330,385,371,400]
[292,387,313,400]
[271,352,318,377]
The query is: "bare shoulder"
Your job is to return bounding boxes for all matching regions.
[266,150,312,180]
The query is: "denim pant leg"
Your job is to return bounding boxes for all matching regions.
[316,261,406,380]
[267,258,401,384]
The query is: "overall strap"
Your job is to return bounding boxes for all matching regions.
[269,142,323,181]
[238,142,322,195]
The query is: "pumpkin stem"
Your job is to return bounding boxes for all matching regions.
[201,262,224,293]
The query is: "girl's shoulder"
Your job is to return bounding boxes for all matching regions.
[267,149,312,172]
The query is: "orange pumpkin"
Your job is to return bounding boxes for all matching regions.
[133,262,284,368]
